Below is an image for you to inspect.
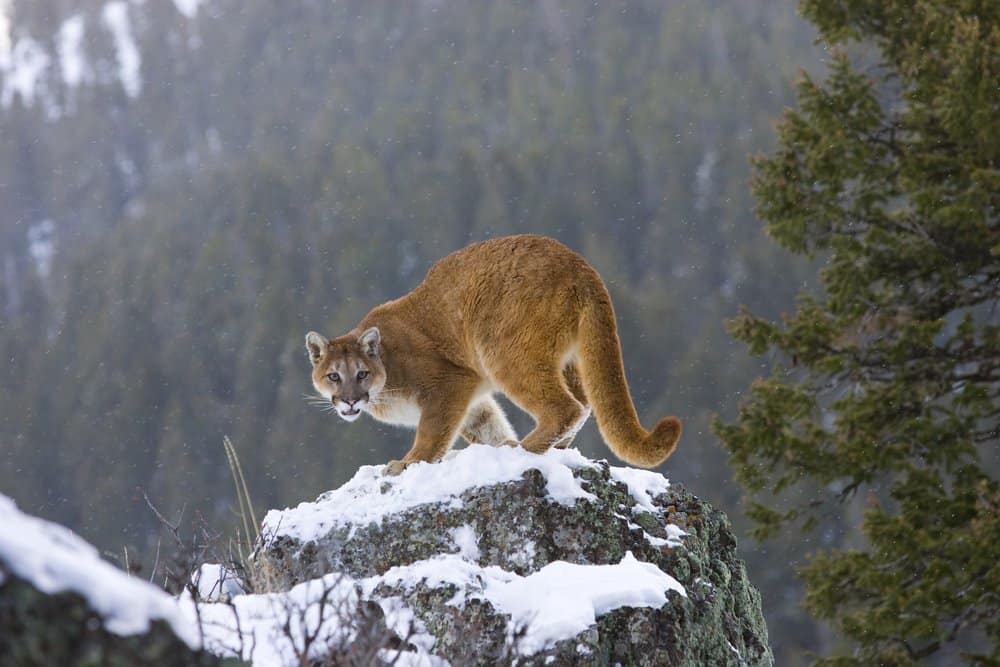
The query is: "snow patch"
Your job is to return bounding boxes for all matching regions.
[262,444,598,543]
[0,0,11,70]
[373,554,511,600]
[1,35,50,108]
[192,563,246,602]
[487,552,685,654]
[365,551,685,656]
[101,1,141,98]
[374,596,436,653]
[57,15,90,88]
[509,539,537,570]
[190,573,360,664]
[0,493,197,646]
[27,219,55,279]
[609,465,670,514]
[172,0,205,18]
[449,525,480,561]
[631,522,685,549]
[378,649,449,667]
[665,524,686,543]
[611,466,685,548]
[189,572,444,666]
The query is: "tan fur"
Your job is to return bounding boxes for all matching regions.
[306,235,681,474]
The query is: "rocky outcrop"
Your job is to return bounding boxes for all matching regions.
[253,445,773,666]
[0,572,224,667]
[0,446,772,666]
[0,494,223,667]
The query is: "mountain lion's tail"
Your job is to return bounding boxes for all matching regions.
[576,292,681,468]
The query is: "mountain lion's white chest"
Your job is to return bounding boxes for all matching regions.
[367,396,422,427]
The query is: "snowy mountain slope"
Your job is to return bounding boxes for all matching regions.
[0,0,212,109]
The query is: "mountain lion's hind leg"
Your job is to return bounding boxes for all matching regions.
[563,362,588,406]
[556,362,591,448]
[498,369,587,455]
[460,396,518,446]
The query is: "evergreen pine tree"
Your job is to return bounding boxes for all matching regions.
[715,1,999,663]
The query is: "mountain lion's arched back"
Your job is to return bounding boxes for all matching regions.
[307,235,681,475]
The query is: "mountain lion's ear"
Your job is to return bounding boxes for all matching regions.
[305,331,329,366]
[359,327,380,358]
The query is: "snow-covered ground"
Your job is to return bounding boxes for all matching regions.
[369,551,685,656]
[228,445,688,663]
[1,445,688,666]
[261,444,601,543]
[261,443,682,546]
[0,493,197,645]
[193,551,684,664]
[188,569,447,667]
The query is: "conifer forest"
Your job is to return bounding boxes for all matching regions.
[1,1,996,664]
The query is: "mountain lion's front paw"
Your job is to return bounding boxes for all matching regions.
[385,459,410,476]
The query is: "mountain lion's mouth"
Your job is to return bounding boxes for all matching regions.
[340,407,361,417]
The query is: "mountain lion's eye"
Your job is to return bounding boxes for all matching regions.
[357,370,369,381]
[327,372,340,383]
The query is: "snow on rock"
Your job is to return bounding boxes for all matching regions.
[0,492,443,665]
[251,445,773,664]
[101,1,141,98]
[189,571,446,666]
[191,573,362,665]
[0,446,766,665]
[191,563,246,602]
[262,444,599,543]
[0,493,197,646]
[369,551,685,656]
[192,549,685,663]
[487,552,686,655]
[609,464,672,514]
[449,524,480,561]
[666,523,687,542]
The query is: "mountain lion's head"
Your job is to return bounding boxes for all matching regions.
[305,328,386,422]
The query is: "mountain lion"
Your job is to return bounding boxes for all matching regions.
[306,235,681,475]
